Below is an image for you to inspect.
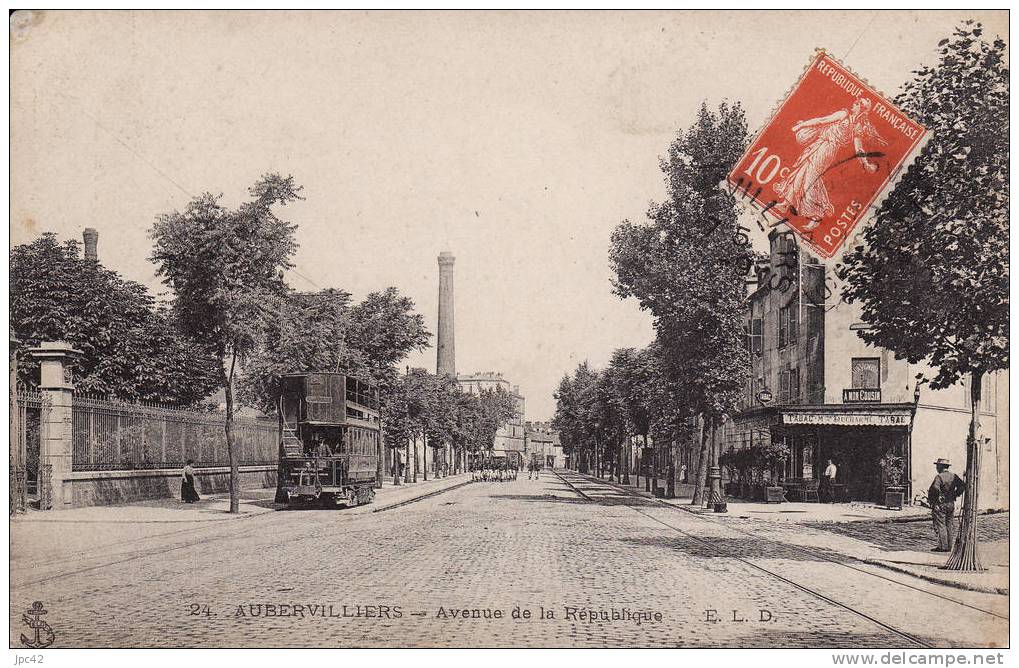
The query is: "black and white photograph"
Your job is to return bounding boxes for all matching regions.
[7,9,1010,655]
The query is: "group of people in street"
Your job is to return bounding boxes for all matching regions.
[467,457,549,482]
[470,460,518,482]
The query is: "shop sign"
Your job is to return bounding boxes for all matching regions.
[782,412,910,427]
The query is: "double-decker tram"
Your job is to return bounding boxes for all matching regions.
[278,372,381,508]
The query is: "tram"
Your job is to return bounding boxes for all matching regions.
[278,372,381,507]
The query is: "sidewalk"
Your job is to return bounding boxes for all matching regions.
[10,473,471,567]
[584,472,1009,596]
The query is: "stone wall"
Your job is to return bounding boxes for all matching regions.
[67,465,277,508]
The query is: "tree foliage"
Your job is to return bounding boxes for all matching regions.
[10,233,219,404]
[842,23,1008,389]
[150,174,302,364]
[609,102,753,421]
[381,369,516,465]
[237,287,430,415]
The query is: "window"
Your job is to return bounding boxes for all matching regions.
[851,358,880,389]
[752,317,763,356]
[779,370,789,401]
[790,367,800,402]
[779,305,797,347]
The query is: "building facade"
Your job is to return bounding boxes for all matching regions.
[457,372,526,456]
[723,231,1008,509]
[524,421,564,468]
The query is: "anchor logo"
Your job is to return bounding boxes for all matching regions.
[20,601,56,649]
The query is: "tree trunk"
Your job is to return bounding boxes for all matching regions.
[944,370,985,572]
[622,433,631,485]
[413,437,419,482]
[403,441,411,484]
[422,435,428,481]
[667,439,676,498]
[393,447,401,486]
[692,416,711,506]
[224,350,240,514]
[651,437,658,496]
[376,423,384,489]
[274,395,288,503]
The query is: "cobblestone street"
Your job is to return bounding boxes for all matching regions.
[10,472,1008,648]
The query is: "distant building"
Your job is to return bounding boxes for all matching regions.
[524,421,563,468]
[457,371,525,455]
[720,230,1007,509]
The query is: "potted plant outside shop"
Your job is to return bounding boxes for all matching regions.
[757,441,789,503]
[881,452,906,510]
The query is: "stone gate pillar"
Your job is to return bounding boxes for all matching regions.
[30,342,82,509]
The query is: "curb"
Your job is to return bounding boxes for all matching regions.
[564,471,1008,598]
[859,559,1009,596]
[372,478,472,513]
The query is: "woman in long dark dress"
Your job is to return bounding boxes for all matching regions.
[181,459,200,503]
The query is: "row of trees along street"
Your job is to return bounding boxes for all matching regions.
[12,175,516,515]
[554,23,1007,572]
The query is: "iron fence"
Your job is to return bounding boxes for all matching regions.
[72,396,278,471]
[12,390,46,509]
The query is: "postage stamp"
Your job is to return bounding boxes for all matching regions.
[725,50,929,259]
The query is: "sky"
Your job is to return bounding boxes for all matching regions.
[10,10,1008,419]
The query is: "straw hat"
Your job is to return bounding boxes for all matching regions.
[934,458,951,467]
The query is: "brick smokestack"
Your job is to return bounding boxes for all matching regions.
[436,251,456,378]
[82,228,98,261]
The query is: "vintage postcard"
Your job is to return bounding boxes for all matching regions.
[8,9,1009,659]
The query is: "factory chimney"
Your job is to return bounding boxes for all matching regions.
[82,228,98,261]
[436,251,456,378]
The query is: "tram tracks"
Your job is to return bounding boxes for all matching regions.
[553,469,1006,648]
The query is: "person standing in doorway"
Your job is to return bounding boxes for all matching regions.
[928,458,966,552]
[181,460,200,504]
[822,459,837,502]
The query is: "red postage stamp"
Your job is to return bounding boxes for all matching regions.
[725,51,929,258]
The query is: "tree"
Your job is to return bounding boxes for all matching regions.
[382,378,411,485]
[841,24,1008,571]
[552,362,600,474]
[150,173,302,513]
[238,288,357,414]
[400,368,438,482]
[425,374,461,477]
[10,233,220,404]
[475,385,518,459]
[590,365,627,481]
[608,347,658,487]
[451,389,483,472]
[610,102,753,504]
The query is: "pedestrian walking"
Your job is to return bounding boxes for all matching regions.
[928,458,966,552]
[181,459,201,504]
[534,460,542,480]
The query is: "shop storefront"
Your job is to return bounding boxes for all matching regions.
[725,404,914,503]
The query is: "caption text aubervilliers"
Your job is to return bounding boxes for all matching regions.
[190,603,670,625]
